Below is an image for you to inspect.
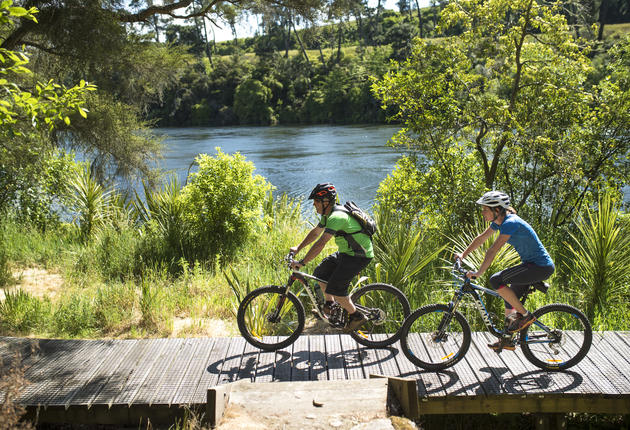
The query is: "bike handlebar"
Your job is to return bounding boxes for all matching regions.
[453,257,476,280]
[285,251,298,269]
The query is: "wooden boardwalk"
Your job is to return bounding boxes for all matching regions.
[2,332,630,424]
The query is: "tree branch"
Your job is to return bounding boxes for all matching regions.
[116,0,223,23]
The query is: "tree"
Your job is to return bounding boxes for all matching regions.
[0,2,95,225]
[373,0,630,228]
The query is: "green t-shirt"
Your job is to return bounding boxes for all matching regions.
[319,207,374,258]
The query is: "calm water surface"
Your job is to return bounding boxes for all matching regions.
[156,125,401,210]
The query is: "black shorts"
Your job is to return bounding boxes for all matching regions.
[489,263,555,309]
[312,252,372,297]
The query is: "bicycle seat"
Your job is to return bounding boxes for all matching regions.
[531,281,549,294]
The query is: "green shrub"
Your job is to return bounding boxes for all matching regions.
[94,282,138,334]
[0,289,50,335]
[0,223,13,287]
[52,295,98,337]
[180,149,273,260]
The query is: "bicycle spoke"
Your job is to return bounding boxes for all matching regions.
[521,303,592,370]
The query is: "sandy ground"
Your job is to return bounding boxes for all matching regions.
[0,267,64,301]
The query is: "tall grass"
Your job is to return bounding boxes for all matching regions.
[1,181,629,339]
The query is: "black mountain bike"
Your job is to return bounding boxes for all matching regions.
[237,253,411,351]
[399,259,592,371]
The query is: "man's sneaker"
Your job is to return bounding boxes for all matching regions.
[311,302,335,320]
[488,338,516,351]
[507,312,536,334]
[343,312,367,333]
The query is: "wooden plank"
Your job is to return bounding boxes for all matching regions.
[127,338,183,404]
[416,393,630,415]
[111,338,168,406]
[371,336,402,378]
[465,332,514,395]
[357,337,383,378]
[308,335,328,381]
[291,335,310,381]
[339,334,364,380]
[392,334,436,398]
[0,337,40,365]
[191,338,231,400]
[451,333,494,396]
[324,334,346,380]
[235,338,259,383]
[91,338,156,407]
[19,340,95,405]
[570,334,625,395]
[272,338,293,382]
[173,337,216,405]
[253,341,276,383]
[45,339,122,406]
[216,337,246,385]
[151,338,200,405]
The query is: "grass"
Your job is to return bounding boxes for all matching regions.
[1,192,629,339]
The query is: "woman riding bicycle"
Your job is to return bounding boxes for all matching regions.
[455,191,555,350]
[289,183,373,333]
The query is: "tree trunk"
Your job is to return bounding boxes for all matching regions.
[598,0,607,41]
[337,19,343,63]
[414,0,424,38]
[291,20,311,69]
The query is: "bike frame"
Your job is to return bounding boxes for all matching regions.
[278,257,372,322]
[281,269,328,320]
[446,269,557,343]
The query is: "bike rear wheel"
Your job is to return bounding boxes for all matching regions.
[349,283,411,348]
[237,285,305,351]
[520,303,592,371]
[400,303,471,371]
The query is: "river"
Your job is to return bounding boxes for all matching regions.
[155,125,402,210]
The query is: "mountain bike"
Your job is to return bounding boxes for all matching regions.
[236,252,411,351]
[399,259,592,371]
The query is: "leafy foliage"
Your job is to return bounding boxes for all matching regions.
[180,148,273,259]
[373,0,630,228]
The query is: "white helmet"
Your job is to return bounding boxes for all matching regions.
[476,191,511,209]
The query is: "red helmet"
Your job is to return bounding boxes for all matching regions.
[308,183,337,201]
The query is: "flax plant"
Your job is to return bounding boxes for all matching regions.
[369,206,446,307]
[69,166,112,242]
[564,192,630,322]
[133,176,185,250]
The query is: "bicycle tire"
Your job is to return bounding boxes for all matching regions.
[237,285,305,351]
[520,303,592,371]
[399,303,472,371]
[349,283,411,348]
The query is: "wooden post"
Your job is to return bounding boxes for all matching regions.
[206,383,233,428]
[369,374,420,419]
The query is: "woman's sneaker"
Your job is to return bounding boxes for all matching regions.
[488,338,516,351]
[507,312,536,334]
[344,312,367,333]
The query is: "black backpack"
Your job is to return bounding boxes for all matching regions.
[335,201,377,237]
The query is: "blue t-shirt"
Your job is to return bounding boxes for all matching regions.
[491,214,554,267]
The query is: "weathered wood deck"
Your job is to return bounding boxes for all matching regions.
[2,332,629,425]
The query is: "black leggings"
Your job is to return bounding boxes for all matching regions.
[489,263,555,310]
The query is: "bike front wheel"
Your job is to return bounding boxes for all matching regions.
[520,303,592,371]
[237,285,305,351]
[349,283,411,348]
[399,303,471,371]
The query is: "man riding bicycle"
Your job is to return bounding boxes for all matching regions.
[289,183,373,333]
[455,191,555,350]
